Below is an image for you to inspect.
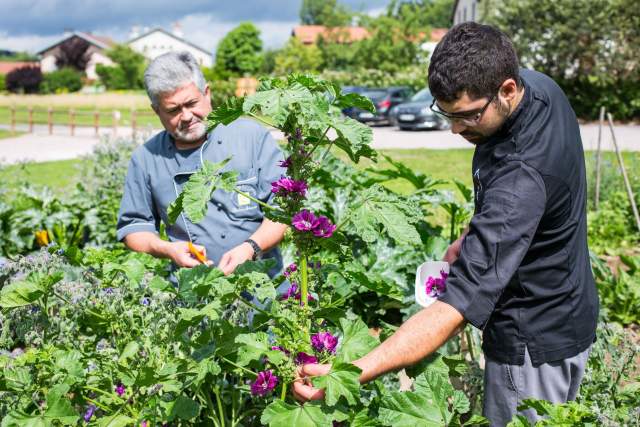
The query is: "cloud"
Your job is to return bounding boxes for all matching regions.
[1,0,392,53]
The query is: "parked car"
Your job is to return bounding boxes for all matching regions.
[345,86,413,125]
[389,88,450,131]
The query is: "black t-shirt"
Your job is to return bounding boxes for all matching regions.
[438,69,599,366]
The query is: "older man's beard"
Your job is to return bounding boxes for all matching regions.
[173,119,207,143]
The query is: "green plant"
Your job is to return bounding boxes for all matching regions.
[40,68,83,94]
[591,254,640,325]
[96,45,146,90]
[274,38,324,75]
[0,73,5,92]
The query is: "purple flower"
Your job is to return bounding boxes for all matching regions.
[278,157,292,168]
[425,270,448,298]
[103,287,114,295]
[280,283,314,303]
[283,263,297,278]
[312,216,337,238]
[292,210,319,232]
[295,352,318,365]
[140,297,150,306]
[311,332,339,354]
[271,177,307,196]
[141,421,148,427]
[271,346,290,355]
[250,370,279,396]
[295,127,303,140]
[83,404,96,422]
[115,383,125,397]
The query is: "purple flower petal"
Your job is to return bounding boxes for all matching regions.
[311,332,339,354]
[292,210,319,232]
[115,383,125,397]
[295,351,318,365]
[83,404,96,422]
[250,370,279,396]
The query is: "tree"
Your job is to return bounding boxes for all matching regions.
[274,38,323,75]
[55,37,91,72]
[5,66,42,93]
[41,68,83,93]
[215,22,263,77]
[486,0,640,119]
[387,0,455,29]
[299,0,351,27]
[96,45,146,90]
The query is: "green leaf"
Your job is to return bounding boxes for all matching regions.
[234,332,270,366]
[207,97,244,129]
[0,280,45,308]
[243,83,313,127]
[335,92,375,113]
[167,157,237,224]
[54,350,84,378]
[413,368,455,423]
[337,318,379,363]
[463,415,490,426]
[331,116,375,163]
[96,415,135,427]
[378,391,445,426]
[118,341,140,363]
[148,276,174,293]
[168,395,200,421]
[261,401,333,427]
[44,384,79,424]
[175,301,220,337]
[313,362,361,406]
[344,185,422,245]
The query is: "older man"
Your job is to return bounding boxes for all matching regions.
[117,51,287,275]
[294,22,598,426]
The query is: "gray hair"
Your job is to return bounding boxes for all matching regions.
[143,51,207,107]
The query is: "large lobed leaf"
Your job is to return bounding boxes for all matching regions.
[167,158,238,225]
[261,401,333,427]
[313,362,362,406]
[343,184,423,245]
[337,318,379,363]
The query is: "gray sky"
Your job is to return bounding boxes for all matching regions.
[0,0,390,54]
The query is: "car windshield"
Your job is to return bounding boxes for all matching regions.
[411,88,434,102]
[362,90,387,103]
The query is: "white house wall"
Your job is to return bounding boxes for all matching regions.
[128,31,213,68]
[453,0,480,25]
[86,52,114,80]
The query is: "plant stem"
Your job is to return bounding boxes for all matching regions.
[300,256,309,307]
[306,126,331,159]
[449,207,457,244]
[281,382,287,401]
[218,355,257,377]
[213,386,226,427]
[465,327,476,361]
[232,188,278,211]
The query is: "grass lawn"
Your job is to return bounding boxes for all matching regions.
[0,158,89,191]
[0,129,24,139]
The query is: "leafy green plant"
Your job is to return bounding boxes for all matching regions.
[40,68,83,94]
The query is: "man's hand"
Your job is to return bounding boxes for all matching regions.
[165,241,211,268]
[292,363,332,402]
[218,242,254,275]
[443,228,469,264]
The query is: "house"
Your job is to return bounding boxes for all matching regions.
[37,31,116,80]
[452,0,482,26]
[291,25,370,45]
[127,25,213,68]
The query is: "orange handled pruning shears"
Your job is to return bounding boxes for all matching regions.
[188,241,208,264]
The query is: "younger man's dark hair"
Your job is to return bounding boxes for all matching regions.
[428,22,520,102]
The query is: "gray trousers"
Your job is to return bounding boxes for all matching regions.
[483,346,591,426]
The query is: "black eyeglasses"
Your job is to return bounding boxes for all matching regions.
[430,94,496,126]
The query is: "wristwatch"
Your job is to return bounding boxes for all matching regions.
[244,238,262,260]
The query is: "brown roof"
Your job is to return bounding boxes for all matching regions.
[292,25,370,44]
[37,31,116,55]
[0,61,39,74]
[430,28,448,42]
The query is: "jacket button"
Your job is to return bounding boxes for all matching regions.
[217,140,222,145]
[220,233,226,239]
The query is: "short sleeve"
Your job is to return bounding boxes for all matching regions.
[438,161,547,329]
[254,130,285,207]
[116,155,159,241]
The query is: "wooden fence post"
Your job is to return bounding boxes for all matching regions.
[48,107,53,134]
[94,111,99,136]
[131,109,137,138]
[10,106,15,133]
[70,109,75,136]
[28,106,34,133]
[594,106,605,211]
[113,110,120,137]
[607,113,640,232]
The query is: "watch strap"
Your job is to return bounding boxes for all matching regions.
[244,238,262,260]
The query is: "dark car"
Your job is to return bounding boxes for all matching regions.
[340,86,367,116]
[389,88,450,131]
[345,86,413,125]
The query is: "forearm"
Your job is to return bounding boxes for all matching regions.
[248,218,288,252]
[123,231,171,258]
[353,301,465,383]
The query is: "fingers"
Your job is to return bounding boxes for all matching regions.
[301,363,332,377]
[292,381,325,402]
